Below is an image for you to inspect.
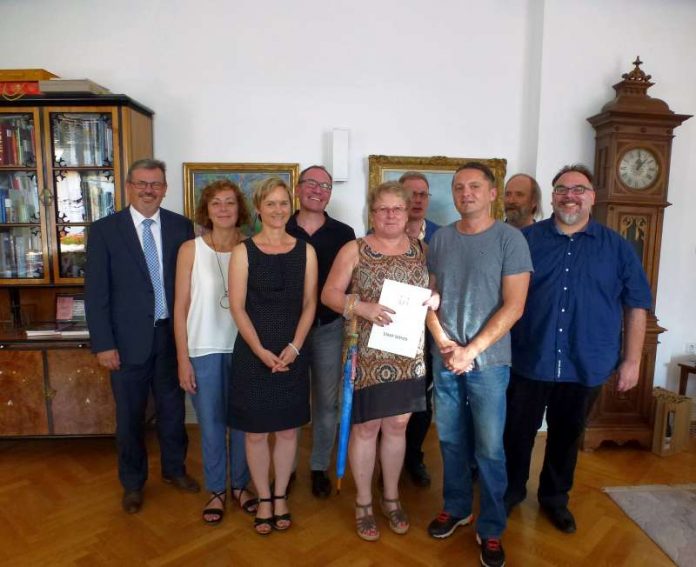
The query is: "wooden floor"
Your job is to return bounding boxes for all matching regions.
[1,426,694,567]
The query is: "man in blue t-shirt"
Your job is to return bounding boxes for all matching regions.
[504,164,652,534]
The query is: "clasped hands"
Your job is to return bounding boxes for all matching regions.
[258,344,299,373]
[440,340,476,374]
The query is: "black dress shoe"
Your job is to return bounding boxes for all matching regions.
[405,461,431,487]
[163,473,201,493]
[311,470,332,498]
[541,505,576,533]
[122,489,143,514]
[504,493,525,516]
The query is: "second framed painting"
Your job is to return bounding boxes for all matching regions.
[183,162,300,232]
[368,155,507,226]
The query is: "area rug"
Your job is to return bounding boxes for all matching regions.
[603,484,696,566]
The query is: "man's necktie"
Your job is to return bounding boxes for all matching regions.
[141,218,166,321]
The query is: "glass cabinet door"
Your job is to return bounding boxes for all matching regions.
[47,109,120,283]
[0,110,49,283]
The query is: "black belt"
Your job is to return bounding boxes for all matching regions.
[154,318,170,327]
[314,316,339,328]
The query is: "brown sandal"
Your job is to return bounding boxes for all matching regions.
[380,497,409,534]
[355,502,380,541]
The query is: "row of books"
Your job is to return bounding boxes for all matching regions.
[56,172,115,222]
[0,174,39,223]
[0,116,36,166]
[52,114,114,168]
[0,230,43,278]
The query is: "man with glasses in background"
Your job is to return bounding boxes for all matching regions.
[398,171,439,487]
[286,165,355,498]
[504,164,652,533]
[86,159,199,514]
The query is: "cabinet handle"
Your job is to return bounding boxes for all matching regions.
[40,188,53,207]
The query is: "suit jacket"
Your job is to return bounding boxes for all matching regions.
[85,206,194,365]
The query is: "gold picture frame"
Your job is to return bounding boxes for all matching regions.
[183,162,300,231]
[368,155,507,225]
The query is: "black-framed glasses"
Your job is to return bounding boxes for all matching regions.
[411,191,431,198]
[552,184,593,195]
[130,180,166,191]
[299,179,332,191]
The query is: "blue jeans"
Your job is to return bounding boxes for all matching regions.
[308,318,344,471]
[190,353,250,492]
[433,355,509,539]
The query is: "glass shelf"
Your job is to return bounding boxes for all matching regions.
[51,112,113,168]
[0,171,40,223]
[55,170,115,223]
[0,225,44,279]
[56,224,88,279]
[0,113,36,167]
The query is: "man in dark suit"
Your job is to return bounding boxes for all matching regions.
[86,158,199,514]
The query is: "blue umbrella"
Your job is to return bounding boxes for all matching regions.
[336,323,358,495]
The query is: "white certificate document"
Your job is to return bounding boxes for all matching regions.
[367,279,431,358]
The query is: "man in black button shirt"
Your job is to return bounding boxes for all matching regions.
[286,165,356,498]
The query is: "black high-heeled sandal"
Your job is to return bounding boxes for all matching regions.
[231,487,259,515]
[202,490,226,525]
[272,494,292,531]
[254,497,273,536]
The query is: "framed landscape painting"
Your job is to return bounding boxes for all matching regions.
[183,162,300,233]
[368,155,507,226]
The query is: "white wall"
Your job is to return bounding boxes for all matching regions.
[2,0,695,391]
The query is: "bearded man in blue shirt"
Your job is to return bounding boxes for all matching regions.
[504,164,652,534]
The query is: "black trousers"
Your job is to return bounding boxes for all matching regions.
[503,372,601,509]
[110,322,188,491]
[405,347,433,468]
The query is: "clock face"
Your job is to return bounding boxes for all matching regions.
[618,148,660,190]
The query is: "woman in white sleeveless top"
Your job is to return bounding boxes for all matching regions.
[173,180,258,524]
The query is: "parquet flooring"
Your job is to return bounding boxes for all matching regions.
[1,426,694,566]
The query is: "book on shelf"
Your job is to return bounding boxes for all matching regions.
[0,69,58,81]
[25,323,61,338]
[24,321,89,339]
[0,81,41,98]
[38,79,110,95]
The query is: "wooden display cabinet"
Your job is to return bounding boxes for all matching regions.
[0,93,153,437]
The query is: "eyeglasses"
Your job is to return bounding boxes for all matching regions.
[411,191,431,199]
[372,206,407,216]
[300,179,332,191]
[130,180,166,191]
[553,185,593,195]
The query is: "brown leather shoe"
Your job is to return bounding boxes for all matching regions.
[163,473,200,493]
[122,489,143,514]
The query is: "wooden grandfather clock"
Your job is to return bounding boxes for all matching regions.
[583,57,691,450]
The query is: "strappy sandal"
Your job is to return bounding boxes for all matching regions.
[380,497,409,534]
[355,501,380,541]
[202,490,226,525]
[254,497,273,536]
[272,494,292,531]
[232,487,259,515]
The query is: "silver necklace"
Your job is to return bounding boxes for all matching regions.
[210,233,230,309]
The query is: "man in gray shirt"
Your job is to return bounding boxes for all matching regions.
[426,162,532,567]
